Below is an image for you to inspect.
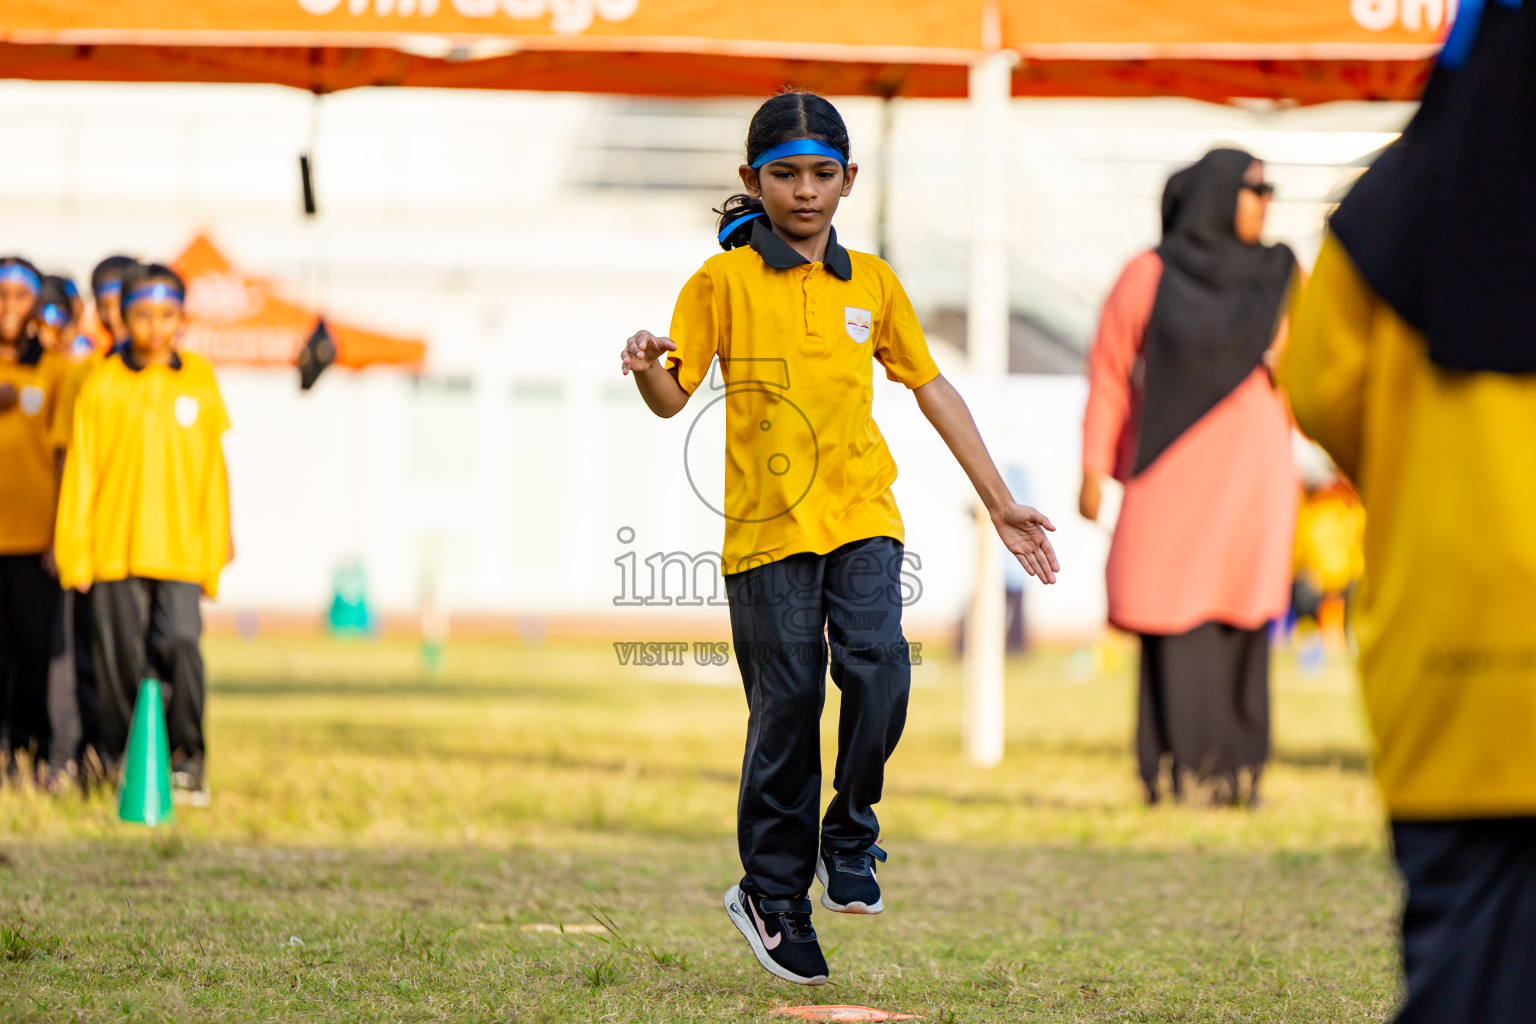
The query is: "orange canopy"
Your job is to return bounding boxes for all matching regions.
[3,0,1441,102]
[173,233,426,370]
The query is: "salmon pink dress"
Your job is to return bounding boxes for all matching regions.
[1083,251,1299,637]
[1083,250,1299,803]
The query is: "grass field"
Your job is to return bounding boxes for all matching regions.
[1,635,1401,1022]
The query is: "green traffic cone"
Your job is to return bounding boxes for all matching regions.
[118,679,175,826]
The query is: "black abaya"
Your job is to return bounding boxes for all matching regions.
[1137,621,1270,805]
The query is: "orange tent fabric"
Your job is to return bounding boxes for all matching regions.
[1001,0,1440,103]
[3,0,1441,101]
[173,233,426,370]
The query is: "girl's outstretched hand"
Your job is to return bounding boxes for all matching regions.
[992,503,1060,585]
[620,330,677,376]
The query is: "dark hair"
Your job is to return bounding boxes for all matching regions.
[120,262,185,298]
[91,255,138,297]
[0,255,41,278]
[714,92,851,251]
[38,274,74,314]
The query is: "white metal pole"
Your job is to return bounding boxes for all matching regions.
[962,47,1011,768]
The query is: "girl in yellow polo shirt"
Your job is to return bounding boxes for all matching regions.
[0,257,66,783]
[55,264,232,804]
[621,92,1059,986]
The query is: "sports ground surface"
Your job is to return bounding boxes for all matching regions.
[2,636,1398,1022]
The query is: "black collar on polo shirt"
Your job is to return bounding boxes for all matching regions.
[14,336,44,366]
[119,344,183,372]
[749,218,853,281]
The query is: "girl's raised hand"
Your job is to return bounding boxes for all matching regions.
[992,503,1061,585]
[620,330,677,376]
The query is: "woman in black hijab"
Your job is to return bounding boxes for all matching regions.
[1081,149,1299,806]
[1283,4,1536,1020]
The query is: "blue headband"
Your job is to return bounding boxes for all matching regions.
[39,304,67,328]
[749,139,848,169]
[62,279,79,299]
[718,210,765,244]
[1441,0,1522,69]
[97,279,122,299]
[0,264,41,294]
[123,281,185,310]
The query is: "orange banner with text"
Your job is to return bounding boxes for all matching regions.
[7,0,1446,56]
[3,0,986,60]
[0,0,1442,101]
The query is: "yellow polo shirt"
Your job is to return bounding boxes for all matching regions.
[0,342,67,555]
[1282,234,1536,819]
[55,348,232,597]
[666,221,940,574]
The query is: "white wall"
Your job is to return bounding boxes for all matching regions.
[214,364,1102,632]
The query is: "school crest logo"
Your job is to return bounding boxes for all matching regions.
[174,395,200,428]
[19,385,44,417]
[844,307,872,344]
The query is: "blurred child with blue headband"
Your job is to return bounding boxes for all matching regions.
[55,263,233,805]
[620,91,1060,986]
[0,257,68,784]
[88,255,137,351]
[32,276,78,357]
[32,274,99,787]
[48,258,140,790]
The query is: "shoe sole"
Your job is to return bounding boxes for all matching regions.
[815,858,884,915]
[722,886,827,986]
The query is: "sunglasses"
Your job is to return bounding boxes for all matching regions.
[1243,181,1277,199]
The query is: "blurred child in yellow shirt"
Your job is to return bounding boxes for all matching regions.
[45,259,141,791]
[32,274,98,787]
[1291,478,1365,648]
[0,258,67,782]
[54,264,232,802]
[1282,7,1536,1017]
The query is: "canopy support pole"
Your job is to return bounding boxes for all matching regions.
[962,47,1011,768]
[875,93,895,262]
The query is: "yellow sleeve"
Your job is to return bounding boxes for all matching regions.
[39,354,67,433]
[201,371,232,598]
[664,267,719,397]
[200,442,231,599]
[203,360,232,434]
[874,269,941,389]
[49,357,89,451]
[1279,234,1375,483]
[54,373,100,589]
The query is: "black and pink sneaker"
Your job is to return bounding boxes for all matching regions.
[816,843,887,914]
[723,885,829,985]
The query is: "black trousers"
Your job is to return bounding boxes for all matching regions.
[1137,621,1270,803]
[0,553,60,762]
[1391,817,1536,1023]
[724,536,911,899]
[47,588,101,772]
[75,590,100,756]
[90,578,205,763]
